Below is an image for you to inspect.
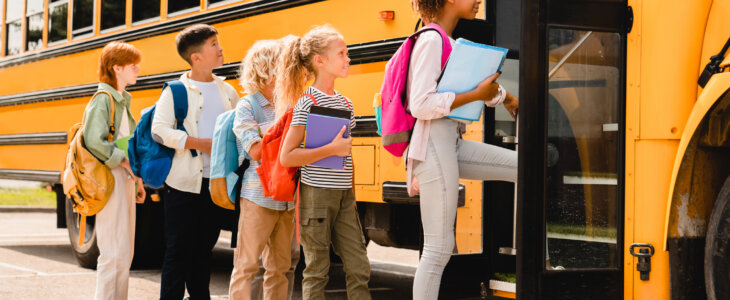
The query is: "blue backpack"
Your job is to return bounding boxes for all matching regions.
[128,80,195,189]
[209,95,263,209]
[208,95,263,248]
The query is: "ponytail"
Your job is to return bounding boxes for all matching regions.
[273,25,344,118]
[274,36,311,118]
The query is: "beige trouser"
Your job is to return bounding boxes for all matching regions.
[229,198,296,300]
[298,184,371,300]
[95,166,136,300]
[251,231,300,300]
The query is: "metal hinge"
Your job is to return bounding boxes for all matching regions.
[630,243,654,281]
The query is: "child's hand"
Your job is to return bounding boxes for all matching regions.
[474,72,502,100]
[135,177,146,204]
[329,126,352,157]
[504,92,519,119]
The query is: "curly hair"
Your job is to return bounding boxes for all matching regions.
[238,39,281,95]
[411,0,446,22]
[274,25,343,118]
[98,42,141,89]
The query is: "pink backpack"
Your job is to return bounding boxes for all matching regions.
[376,23,452,157]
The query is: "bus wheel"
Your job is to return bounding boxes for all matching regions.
[64,195,100,269]
[705,175,730,300]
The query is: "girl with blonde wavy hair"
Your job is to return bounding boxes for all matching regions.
[277,25,372,300]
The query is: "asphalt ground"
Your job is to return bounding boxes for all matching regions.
[0,210,487,299]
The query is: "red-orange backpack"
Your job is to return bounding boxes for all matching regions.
[256,105,299,203]
[256,94,319,242]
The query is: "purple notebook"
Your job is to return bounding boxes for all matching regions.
[305,108,351,169]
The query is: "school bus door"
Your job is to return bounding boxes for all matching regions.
[517,0,630,298]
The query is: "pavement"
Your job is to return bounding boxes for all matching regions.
[0,210,426,299]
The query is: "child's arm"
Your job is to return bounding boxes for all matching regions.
[279,125,351,167]
[151,87,212,154]
[232,100,263,161]
[450,72,503,110]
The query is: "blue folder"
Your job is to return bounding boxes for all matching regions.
[305,106,351,170]
[438,38,509,123]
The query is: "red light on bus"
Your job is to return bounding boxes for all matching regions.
[379,11,395,21]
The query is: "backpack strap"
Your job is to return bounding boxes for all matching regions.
[230,158,251,249]
[162,80,197,157]
[90,90,116,142]
[303,93,352,111]
[245,96,264,124]
[303,93,318,106]
[413,24,453,69]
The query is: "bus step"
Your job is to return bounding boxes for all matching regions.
[489,279,516,299]
[498,247,516,255]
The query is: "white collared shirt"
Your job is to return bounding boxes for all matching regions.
[151,71,239,194]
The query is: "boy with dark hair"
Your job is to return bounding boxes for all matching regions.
[151,23,239,300]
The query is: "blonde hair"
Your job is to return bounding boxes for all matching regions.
[239,39,281,95]
[274,25,344,117]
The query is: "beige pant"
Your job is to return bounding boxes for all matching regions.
[229,198,296,300]
[251,231,300,300]
[298,184,371,300]
[95,166,136,300]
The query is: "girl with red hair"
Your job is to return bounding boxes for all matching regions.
[82,41,146,300]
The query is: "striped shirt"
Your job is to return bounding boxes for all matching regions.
[232,92,294,211]
[291,86,355,190]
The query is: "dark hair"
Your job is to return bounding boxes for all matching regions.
[411,0,446,22]
[175,24,218,65]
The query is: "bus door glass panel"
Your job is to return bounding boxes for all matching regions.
[101,0,126,31]
[168,0,200,15]
[48,0,69,44]
[132,0,160,24]
[5,0,22,55]
[26,0,44,51]
[73,0,94,38]
[545,29,620,270]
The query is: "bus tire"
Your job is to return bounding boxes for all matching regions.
[705,175,730,300]
[64,195,99,269]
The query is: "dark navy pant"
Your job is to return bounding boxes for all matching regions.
[160,178,228,300]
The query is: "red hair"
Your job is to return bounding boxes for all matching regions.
[98,42,142,89]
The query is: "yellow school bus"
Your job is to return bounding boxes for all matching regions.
[0,0,728,299]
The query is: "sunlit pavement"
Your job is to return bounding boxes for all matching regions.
[0,210,437,299]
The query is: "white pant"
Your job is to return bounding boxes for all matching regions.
[412,118,517,300]
[95,166,136,300]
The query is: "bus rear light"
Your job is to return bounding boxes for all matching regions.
[379,11,395,21]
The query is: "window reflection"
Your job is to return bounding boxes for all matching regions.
[101,0,126,31]
[5,0,23,55]
[5,22,21,55]
[132,0,160,23]
[168,0,200,15]
[48,1,69,44]
[545,29,621,270]
[26,0,45,51]
[73,0,94,37]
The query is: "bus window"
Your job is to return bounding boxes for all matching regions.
[168,0,200,16]
[48,0,69,45]
[495,58,518,138]
[494,0,520,53]
[132,0,160,24]
[4,1,22,56]
[545,29,621,270]
[72,0,94,38]
[101,0,126,32]
[26,0,44,51]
